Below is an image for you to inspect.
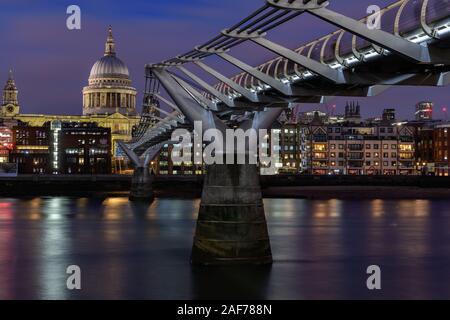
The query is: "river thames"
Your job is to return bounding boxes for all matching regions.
[0,197,449,300]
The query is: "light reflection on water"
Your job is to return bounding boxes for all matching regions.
[0,197,449,299]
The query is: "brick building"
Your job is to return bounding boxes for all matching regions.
[9,123,51,174]
[50,122,112,174]
[434,123,450,176]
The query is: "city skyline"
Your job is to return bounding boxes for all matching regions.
[0,0,449,119]
[2,0,450,302]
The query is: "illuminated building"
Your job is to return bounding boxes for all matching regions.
[279,123,300,174]
[0,27,140,170]
[9,124,50,174]
[298,124,416,175]
[434,124,450,176]
[50,122,111,174]
[415,101,433,121]
[9,121,112,174]
[0,126,13,163]
[296,110,329,124]
[382,109,396,122]
[151,144,204,175]
[290,107,417,175]
[416,126,435,168]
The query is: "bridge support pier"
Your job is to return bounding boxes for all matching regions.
[191,163,272,265]
[129,166,154,202]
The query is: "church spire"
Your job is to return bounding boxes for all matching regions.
[2,68,19,110]
[4,69,17,91]
[104,26,116,56]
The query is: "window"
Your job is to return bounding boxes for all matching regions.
[365,161,371,166]
[374,144,379,149]
[365,145,371,149]
[383,153,389,158]
[380,128,386,133]
[313,144,327,151]
[339,144,344,150]
[349,152,363,160]
[383,161,388,166]
[383,144,388,149]
[391,145,397,150]
[399,153,413,160]
[314,153,327,159]
[348,144,363,151]
[399,144,413,151]
[366,153,371,158]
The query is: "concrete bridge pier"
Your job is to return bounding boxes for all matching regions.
[117,141,164,203]
[191,163,272,265]
[129,166,154,202]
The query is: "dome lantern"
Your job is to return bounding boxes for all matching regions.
[104,26,116,57]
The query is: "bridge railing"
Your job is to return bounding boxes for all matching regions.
[224,0,450,94]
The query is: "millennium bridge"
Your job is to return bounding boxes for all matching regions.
[118,0,450,265]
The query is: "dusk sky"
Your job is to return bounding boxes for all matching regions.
[0,0,448,120]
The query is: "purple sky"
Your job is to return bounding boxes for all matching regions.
[0,0,448,120]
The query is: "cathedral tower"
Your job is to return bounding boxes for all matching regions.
[1,69,20,117]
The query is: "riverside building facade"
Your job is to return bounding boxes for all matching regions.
[434,123,450,176]
[8,122,111,175]
[281,105,417,175]
[298,123,416,175]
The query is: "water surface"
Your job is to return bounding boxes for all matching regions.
[0,197,449,299]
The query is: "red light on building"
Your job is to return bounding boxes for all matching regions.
[0,127,13,163]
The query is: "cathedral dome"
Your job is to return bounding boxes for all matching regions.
[89,55,129,80]
[88,26,130,81]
